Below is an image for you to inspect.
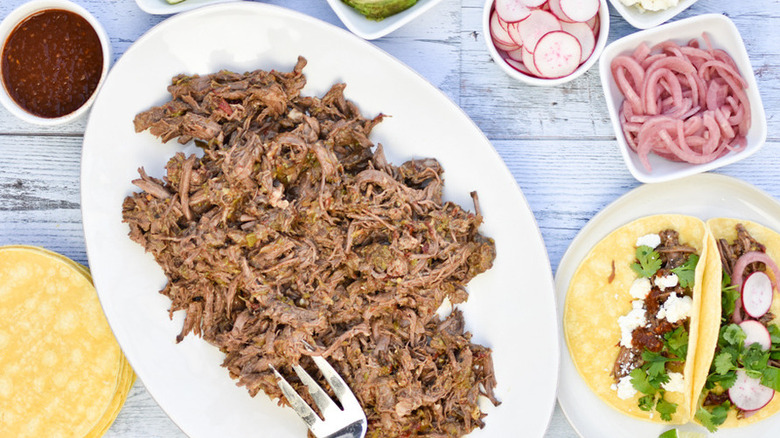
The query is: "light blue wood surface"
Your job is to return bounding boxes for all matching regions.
[0,0,778,436]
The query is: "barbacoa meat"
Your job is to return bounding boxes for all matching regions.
[122,57,499,437]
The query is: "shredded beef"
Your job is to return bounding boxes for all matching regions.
[717,223,767,278]
[122,57,498,437]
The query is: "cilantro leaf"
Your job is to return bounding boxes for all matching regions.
[707,370,737,390]
[714,351,735,375]
[630,367,657,395]
[695,404,730,433]
[655,395,678,422]
[769,324,780,345]
[721,324,746,348]
[742,343,770,375]
[670,254,698,288]
[631,245,662,278]
[638,394,655,412]
[721,272,740,321]
[762,366,780,391]
[664,326,688,359]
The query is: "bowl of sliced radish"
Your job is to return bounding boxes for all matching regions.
[484,0,609,86]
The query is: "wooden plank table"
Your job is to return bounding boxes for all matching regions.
[0,0,777,436]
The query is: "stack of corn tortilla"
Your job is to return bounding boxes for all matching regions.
[0,246,134,437]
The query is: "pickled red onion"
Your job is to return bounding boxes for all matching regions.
[610,34,750,171]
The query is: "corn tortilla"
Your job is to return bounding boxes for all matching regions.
[564,215,709,424]
[0,246,133,437]
[694,219,780,427]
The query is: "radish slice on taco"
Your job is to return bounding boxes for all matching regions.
[564,215,709,423]
[693,219,780,431]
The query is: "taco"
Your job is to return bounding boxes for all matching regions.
[564,215,709,423]
[692,219,780,431]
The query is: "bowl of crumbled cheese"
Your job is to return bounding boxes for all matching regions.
[608,0,699,29]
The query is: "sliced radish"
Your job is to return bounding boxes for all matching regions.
[729,369,775,411]
[559,0,599,22]
[522,46,544,77]
[742,271,774,318]
[516,10,561,53]
[739,320,772,350]
[533,30,581,78]
[548,0,575,23]
[497,13,510,31]
[561,22,595,64]
[520,0,548,7]
[586,13,599,30]
[506,22,524,47]
[491,10,516,46]
[505,57,535,76]
[506,47,525,62]
[495,0,532,22]
[494,38,520,51]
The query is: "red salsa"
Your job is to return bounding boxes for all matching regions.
[1,9,104,118]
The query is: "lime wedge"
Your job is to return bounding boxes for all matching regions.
[659,430,706,438]
[166,0,186,4]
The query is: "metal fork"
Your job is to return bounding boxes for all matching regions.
[270,355,367,438]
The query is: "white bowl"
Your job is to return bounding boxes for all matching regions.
[325,0,445,40]
[608,0,698,29]
[134,0,241,15]
[0,0,111,125]
[599,13,768,184]
[483,0,610,87]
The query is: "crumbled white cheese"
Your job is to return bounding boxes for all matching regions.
[636,233,661,248]
[662,372,685,393]
[618,300,647,347]
[617,351,638,377]
[657,294,693,323]
[629,277,652,299]
[619,0,679,12]
[654,273,679,291]
[616,376,637,400]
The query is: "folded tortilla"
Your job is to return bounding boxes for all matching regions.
[692,218,780,427]
[564,215,709,423]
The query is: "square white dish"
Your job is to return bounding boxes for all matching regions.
[325,0,445,40]
[134,0,241,15]
[608,0,698,29]
[599,13,767,184]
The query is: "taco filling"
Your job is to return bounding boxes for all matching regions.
[611,229,700,421]
[695,223,780,432]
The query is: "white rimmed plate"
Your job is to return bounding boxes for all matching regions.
[608,0,698,29]
[556,172,780,437]
[324,0,444,40]
[81,3,559,437]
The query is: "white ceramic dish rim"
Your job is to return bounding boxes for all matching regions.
[0,0,111,126]
[608,0,699,30]
[482,0,610,87]
[134,0,241,15]
[80,2,560,437]
[598,13,767,184]
[555,172,780,437]
[324,0,445,40]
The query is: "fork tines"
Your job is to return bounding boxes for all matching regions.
[270,355,366,438]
